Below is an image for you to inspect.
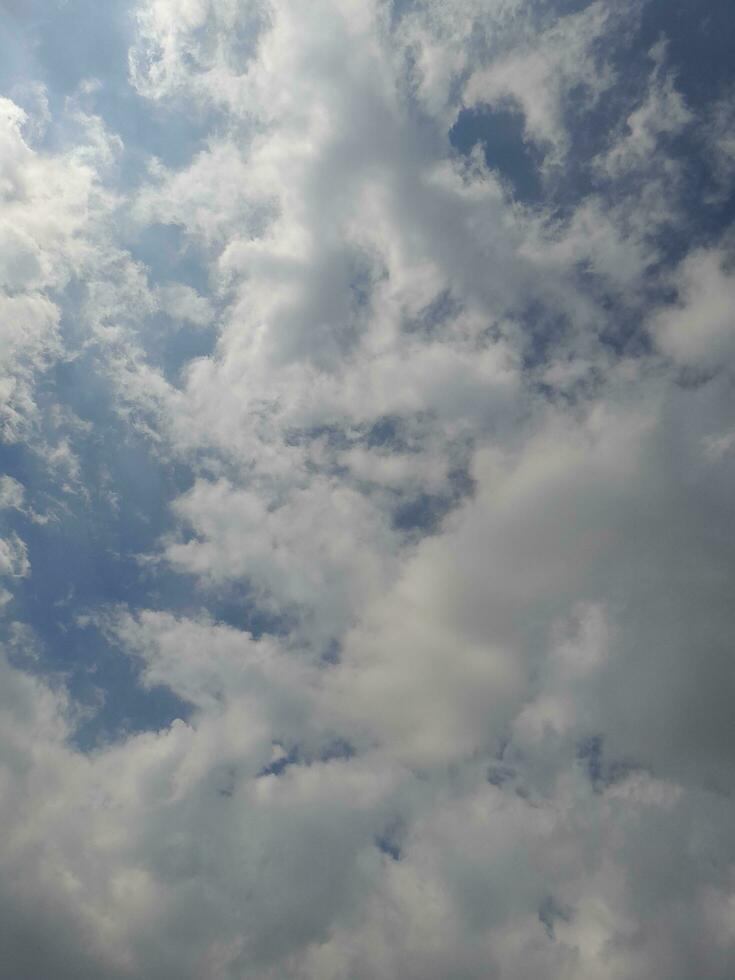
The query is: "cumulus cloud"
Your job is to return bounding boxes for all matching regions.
[652,248,735,370]
[0,1,734,978]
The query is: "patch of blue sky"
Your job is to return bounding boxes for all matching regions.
[255,738,355,779]
[447,0,734,372]
[391,482,471,536]
[640,0,735,108]
[0,312,286,747]
[0,504,195,749]
[257,747,299,778]
[402,287,464,337]
[538,895,572,941]
[364,414,409,451]
[375,834,401,862]
[572,0,735,242]
[158,320,218,385]
[121,224,220,382]
[0,0,133,96]
[1,0,211,183]
[0,374,196,745]
[576,734,633,793]
[1,426,291,749]
[128,222,212,296]
[449,0,735,239]
[450,104,544,203]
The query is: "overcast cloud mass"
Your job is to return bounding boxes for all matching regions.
[1,0,734,977]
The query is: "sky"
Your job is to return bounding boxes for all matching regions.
[0,1,734,977]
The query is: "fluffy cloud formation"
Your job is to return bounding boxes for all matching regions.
[1,1,734,978]
[652,248,735,369]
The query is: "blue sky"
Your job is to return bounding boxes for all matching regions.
[1,2,735,978]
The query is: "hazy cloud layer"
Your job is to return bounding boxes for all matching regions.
[1,1,734,977]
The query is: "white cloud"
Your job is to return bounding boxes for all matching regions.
[0,533,30,579]
[164,476,399,647]
[0,476,25,511]
[0,94,121,445]
[156,282,214,327]
[595,40,692,178]
[1,1,734,977]
[651,248,735,369]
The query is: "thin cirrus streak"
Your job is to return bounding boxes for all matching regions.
[0,1,734,978]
